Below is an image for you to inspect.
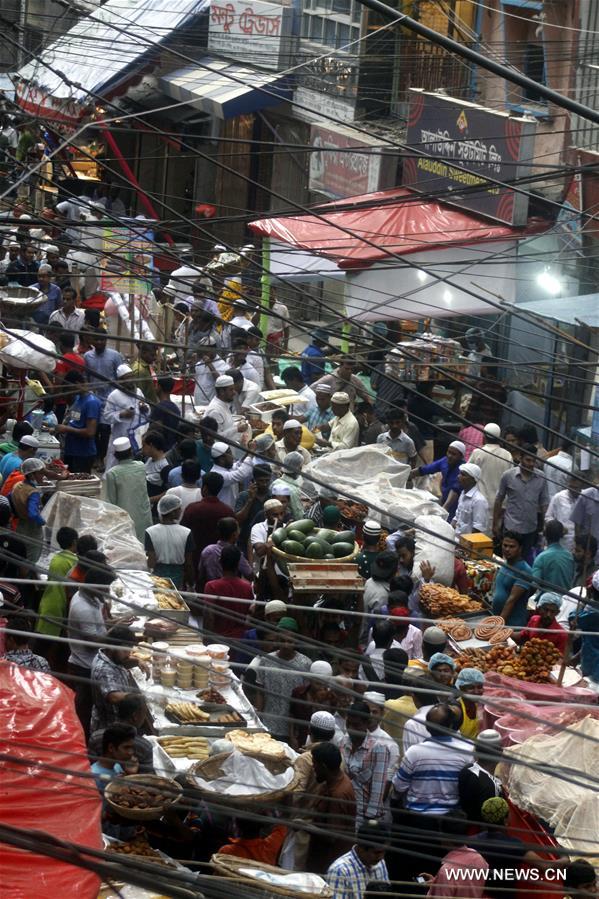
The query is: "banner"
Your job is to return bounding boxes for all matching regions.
[100,225,153,295]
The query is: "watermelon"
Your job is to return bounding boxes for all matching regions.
[306,542,326,559]
[324,554,335,560]
[272,527,287,547]
[281,540,306,556]
[287,529,307,544]
[290,519,316,534]
[332,541,354,557]
[332,530,355,544]
[317,528,337,543]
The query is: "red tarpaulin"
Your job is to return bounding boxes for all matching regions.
[0,662,103,897]
[249,187,548,270]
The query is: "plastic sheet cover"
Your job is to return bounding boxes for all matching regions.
[43,492,148,570]
[504,717,599,867]
[302,445,410,498]
[0,662,102,897]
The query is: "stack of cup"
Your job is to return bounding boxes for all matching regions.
[152,641,170,682]
[160,665,176,688]
[173,650,193,689]
[187,644,210,689]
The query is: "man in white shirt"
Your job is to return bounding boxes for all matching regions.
[194,342,226,405]
[230,368,261,412]
[544,440,574,501]
[103,364,149,471]
[0,240,20,274]
[545,471,582,551]
[229,297,255,333]
[204,374,248,444]
[48,285,85,331]
[328,392,359,451]
[452,463,489,537]
[275,419,312,466]
[209,441,254,507]
[227,339,260,386]
[281,366,316,418]
[164,258,204,306]
[468,423,513,525]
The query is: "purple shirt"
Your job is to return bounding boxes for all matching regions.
[198,539,252,588]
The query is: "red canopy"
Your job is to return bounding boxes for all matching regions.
[249,187,548,270]
[0,662,103,896]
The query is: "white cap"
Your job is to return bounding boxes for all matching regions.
[310,660,333,678]
[331,391,350,404]
[449,440,466,456]
[364,691,386,705]
[363,519,382,537]
[265,599,287,616]
[271,484,291,496]
[310,710,335,731]
[459,462,481,481]
[19,435,39,448]
[484,423,501,438]
[113,437,131,452]
[211,441,229,458]
[264,498,283,512]
[45,245,59,254]
[19,214,32,221]
[116,363,133,377]
[283,418,302,431]
[215,375,234,388]
[315,383,333,394]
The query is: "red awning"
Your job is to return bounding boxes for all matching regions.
[249,187,548,270]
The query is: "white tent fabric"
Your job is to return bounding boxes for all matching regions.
[16,0,208,103]
[269,241,345,283]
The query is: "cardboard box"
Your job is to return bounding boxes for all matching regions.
[460,532,494,558]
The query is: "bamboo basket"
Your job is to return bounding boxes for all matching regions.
[186,750,299,805]
[211,854,333,898]
[104,774,182,821]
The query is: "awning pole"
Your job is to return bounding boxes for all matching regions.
[99,124,174,246]
[259,238,270,345]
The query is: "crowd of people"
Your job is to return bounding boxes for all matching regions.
[0,183,597,898]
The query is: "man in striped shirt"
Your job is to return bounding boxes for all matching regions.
[392,703,473,814]
[327,820,390,899]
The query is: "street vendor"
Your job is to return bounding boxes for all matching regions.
[428,652,456,687]
[411,440,465,518]
[491,531,533,628]
[515,592,567,654]
[454,667,484,739]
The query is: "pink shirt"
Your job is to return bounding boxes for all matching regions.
[458,425,485,461]
[427,847,489,897]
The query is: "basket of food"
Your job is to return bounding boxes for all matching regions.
[271,517,358,563]
[104,774,182,821]
[211,855,333,898]
[186,749,298,805]
[420,583,484,618]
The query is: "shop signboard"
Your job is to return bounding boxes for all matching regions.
[100,225,153,295]
[402,89,536,226]
[309,123,392,198]
[208,0,295,70]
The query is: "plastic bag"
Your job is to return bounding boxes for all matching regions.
[413,514,456,585]
[192,749,294,796]
[0,329,57,372]
[0,662,102,897]
[238,868,328,892]
[352,485,447,530]
[43,492,147,570]
[302,445,409,498]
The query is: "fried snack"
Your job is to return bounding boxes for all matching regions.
[155,591,185,610]
[420,583,483,617]
[110,783,172,810]
[455,638,561,682]
[157,736,210,759]
[227,729,287,759]
[151,576,174,589]
[438,618,473,641]
[474,616,505,640]
[489,627,513,644]
[197,688,227,704]
[109,837,173,866]
[165,701,210,723]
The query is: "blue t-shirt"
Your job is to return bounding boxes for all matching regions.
[578,606,599,683]
[64,392,102,457]
[492,559,533,627]
[301,345,327,384]
[91,759,124,794]
[419,456,462,516]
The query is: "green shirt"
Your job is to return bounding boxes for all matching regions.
[105,459,152,542]
[0,439,17,458]
[36,550,77,636]
[532,542,576,595]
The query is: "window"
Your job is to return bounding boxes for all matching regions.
[332,0,351,13]
[502,2,547,111]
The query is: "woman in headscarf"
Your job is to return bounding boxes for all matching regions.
[454,667,485,739]
[144,494,194,589]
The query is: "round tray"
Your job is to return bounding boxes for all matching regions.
[271,541,359,564]
[104,774,182,821]
[186,750,298,805]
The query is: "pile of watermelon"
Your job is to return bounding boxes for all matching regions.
[271,518,356,560]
